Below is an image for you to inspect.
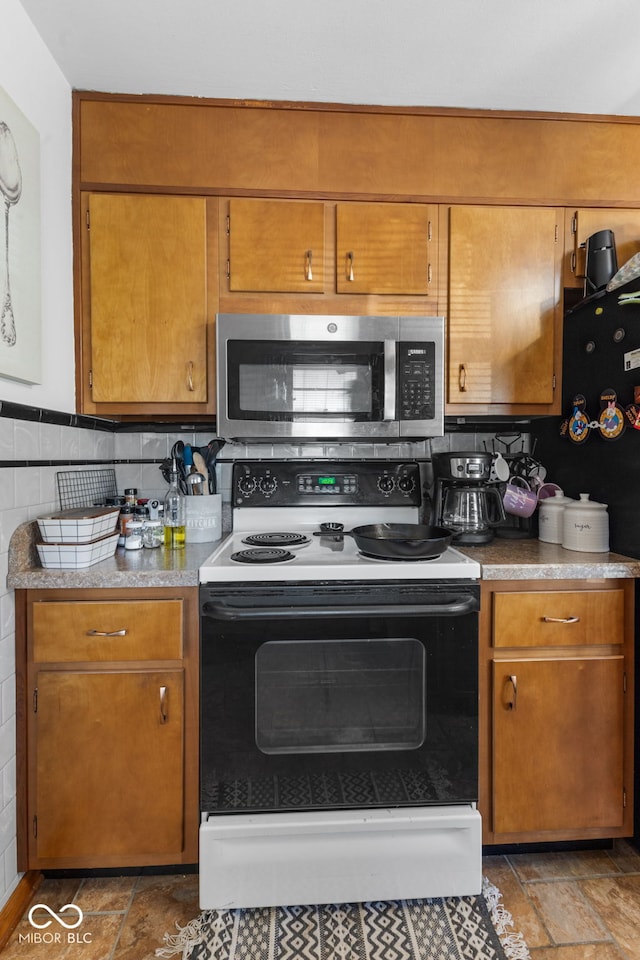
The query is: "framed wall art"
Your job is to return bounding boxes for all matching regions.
[0,85,40,384]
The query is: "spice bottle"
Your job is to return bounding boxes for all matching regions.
[163,459,186,549]
[124,488,138,507]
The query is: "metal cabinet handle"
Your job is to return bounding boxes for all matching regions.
[305,249,313,281]
[187,361,194,392]
[86,629,127,637]
[507,674,517,710]
[459,363,467,392]
[542,616,580,624]
[346,251,355,281]
[159,686,169,724]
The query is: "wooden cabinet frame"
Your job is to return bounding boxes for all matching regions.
[16,586,199,870]
[479,578,635,845]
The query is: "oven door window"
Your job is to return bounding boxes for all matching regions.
[226,340,384,423]
[255,638,424,754]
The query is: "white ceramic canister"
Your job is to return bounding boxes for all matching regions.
[537,489,574,544]
[561,493,609,552]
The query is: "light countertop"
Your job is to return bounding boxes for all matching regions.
[6,522,640,589]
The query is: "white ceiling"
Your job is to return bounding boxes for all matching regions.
[17,0,640,116]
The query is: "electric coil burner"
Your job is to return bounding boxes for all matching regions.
[230,547,296,564]
[241,532,311,548]
[199,460,482,910]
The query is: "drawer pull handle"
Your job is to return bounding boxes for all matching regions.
[542,616,580,624]
[86,629,128,637]
[159,686,169,724]
[507,674,517,710]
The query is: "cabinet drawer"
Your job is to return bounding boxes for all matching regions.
[32,600,183,662]
[493,590,625,648]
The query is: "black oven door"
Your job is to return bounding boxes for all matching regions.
[200,580,479,815]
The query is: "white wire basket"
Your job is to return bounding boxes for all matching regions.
[37,508,120,544]
[36,532,120,569]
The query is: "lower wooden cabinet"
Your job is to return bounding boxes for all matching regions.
[17,588,199,870]
[480,579,634,845]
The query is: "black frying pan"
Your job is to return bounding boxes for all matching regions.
[317,522,453,560]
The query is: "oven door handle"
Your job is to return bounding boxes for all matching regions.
[202,597,478,620]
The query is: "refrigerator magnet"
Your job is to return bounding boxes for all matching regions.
[598,388,625,440]
[568,394,591,444]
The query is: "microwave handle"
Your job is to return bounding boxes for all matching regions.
[383,341,397,421]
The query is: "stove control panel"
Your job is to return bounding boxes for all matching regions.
[233,460,421,506]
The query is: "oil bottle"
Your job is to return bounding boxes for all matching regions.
[163,459,186,549]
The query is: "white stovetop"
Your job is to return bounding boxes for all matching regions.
[199,507,481,583]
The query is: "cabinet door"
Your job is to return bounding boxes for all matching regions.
[228,198,325,292]
[448,205,560,408]
[566,208,640,289]
[33,670,184,860]
[492,657,624,835]
[336,202,436,295]
[88,193,208,403]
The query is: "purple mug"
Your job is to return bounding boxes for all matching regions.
[503,477,537,518]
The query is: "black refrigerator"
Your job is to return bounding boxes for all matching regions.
[531,279,640,841]
[532,280,640,560]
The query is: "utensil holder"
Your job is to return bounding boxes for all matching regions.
[186,494,222,543]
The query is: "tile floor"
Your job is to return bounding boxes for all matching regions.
[2,843,640,959]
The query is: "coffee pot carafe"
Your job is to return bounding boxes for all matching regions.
[440,484,505,543]
[431,451,505,545]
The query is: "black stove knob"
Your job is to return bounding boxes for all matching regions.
[398,475,416,493]
[259,476,278,496]
[377,475,395,494]
[237,476,256,496]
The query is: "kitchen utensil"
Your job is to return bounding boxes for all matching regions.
[339,523,453,560]
[193,451,210,491]
[186,472,206,495]
[562,494,609,552]
[503,477,537,518]
[441,484,505,537]
[204,439,225,494]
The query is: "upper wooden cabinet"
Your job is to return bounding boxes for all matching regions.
[564,208,640,290]
[78,192,217,417]
[222,198,438,312]
[335,202,435,295]
[228,198,325,293]
[446,205,562,414]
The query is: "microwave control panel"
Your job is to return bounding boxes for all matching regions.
[398,342,436,420]
[233,460,421,506]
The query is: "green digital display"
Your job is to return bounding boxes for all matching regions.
[318,476,336,485]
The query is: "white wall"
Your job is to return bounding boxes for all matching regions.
[0,0,74,413]
[0,0,74,911]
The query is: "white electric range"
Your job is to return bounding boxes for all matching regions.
[199,459,480,582]
[198,460,482,910]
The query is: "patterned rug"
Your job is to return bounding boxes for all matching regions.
[156,878,530,960]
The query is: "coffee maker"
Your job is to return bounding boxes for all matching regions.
[431,451,505,545]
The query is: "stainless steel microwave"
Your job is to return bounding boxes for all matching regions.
[215,314,444,440]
